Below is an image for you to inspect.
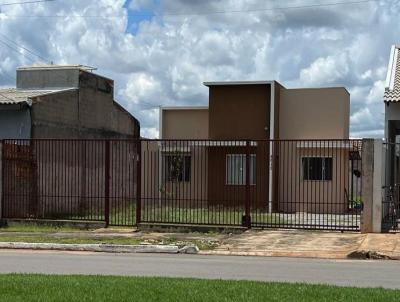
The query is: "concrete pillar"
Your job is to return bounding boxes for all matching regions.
[361,139,383,233]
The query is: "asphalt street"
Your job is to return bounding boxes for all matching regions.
[0,250,399,289]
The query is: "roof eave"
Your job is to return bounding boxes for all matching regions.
[203,80,275,87]
[385,46,398,91]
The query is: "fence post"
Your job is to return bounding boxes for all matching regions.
[361,139,382,233]
[244,140,251,228]
[104,140,110,227]
[136,139,142,225]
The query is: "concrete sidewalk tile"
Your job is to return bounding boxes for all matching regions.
[359,233,399,253]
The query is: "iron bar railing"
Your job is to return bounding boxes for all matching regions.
[1,138,362,231]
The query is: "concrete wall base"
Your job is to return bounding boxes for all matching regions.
[138,222,247,234]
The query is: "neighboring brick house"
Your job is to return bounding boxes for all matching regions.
[146,81,359,215]
[0,65,139,139]
[0,65,140,219]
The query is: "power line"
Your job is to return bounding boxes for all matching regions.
[0,0,379,18]
[138,0,380,16]
[0,33,49,62]
[0,0,55,6]
[0,38,37,63]
[0,70,15,81]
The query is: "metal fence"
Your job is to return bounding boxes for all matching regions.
[1,139,139,226]
[1,138,363,231]
[140,139,362,231]
[382,142,400,232]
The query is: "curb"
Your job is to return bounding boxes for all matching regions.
[0,242,185,254]
[198,250,350,259]
[199,250,400,260]
[347,250,400,260]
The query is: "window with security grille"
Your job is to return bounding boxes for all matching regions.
[226,154,256,185]
[164,154,191,182]
[302,157,332,181]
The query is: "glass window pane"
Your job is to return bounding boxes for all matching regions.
[184,155,191,182]
[302,157,332,181]
[226,154,256,185]
[323,158,333,180]
[251,155,256,185]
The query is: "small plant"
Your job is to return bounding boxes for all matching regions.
[349,196,363,209]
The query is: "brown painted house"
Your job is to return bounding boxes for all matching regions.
[143,81,356,215]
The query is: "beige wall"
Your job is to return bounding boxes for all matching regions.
[279,87,350,139]
[161,108,209,139]
[141,140,209,215]
[277,144,350,214]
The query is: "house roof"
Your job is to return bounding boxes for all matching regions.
[0,88,77,106]
[161,106,208,110]
[384,45,400,103]
[203,81,274,87]
[17,64,96,72]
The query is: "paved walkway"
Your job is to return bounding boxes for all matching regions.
[203,230,400,259]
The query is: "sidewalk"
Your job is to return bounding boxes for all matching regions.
[0,228,399,259]
[201,230,400,259]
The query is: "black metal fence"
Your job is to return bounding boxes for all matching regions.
[382,142,400,232]
[1,139,363,231]
[1,139,139,226]
[140,139,362,231]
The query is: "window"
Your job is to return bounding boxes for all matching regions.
[302,157,332,181]
[164,153,191,182]
[226,154,256,185]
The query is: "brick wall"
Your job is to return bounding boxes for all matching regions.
[30,71,139,139]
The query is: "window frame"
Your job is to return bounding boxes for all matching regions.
[301,156,333,181]
[163,152,191,183]
[225,154,256,186]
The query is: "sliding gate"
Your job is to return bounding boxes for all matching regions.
[2,138,362,231]
[140,139,362,231]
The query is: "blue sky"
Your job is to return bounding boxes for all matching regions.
[124,1,155,34]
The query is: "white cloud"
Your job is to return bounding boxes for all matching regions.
[0,0,399,138]
[366,80,386,104]
[299,54,349,86]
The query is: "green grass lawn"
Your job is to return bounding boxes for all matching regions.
[0,223,89,233]
[58,202,281,226]
[0,235,142,245]
[4,203,281,227]
[0,275,398,302]
[141,206,281,226]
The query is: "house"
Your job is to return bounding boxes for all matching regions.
[383,45,400,193]
[384,45,400,142]
[382,44,400,230]
[0,65,139,139]
[142,81,359,216]
[0,65,140,219]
